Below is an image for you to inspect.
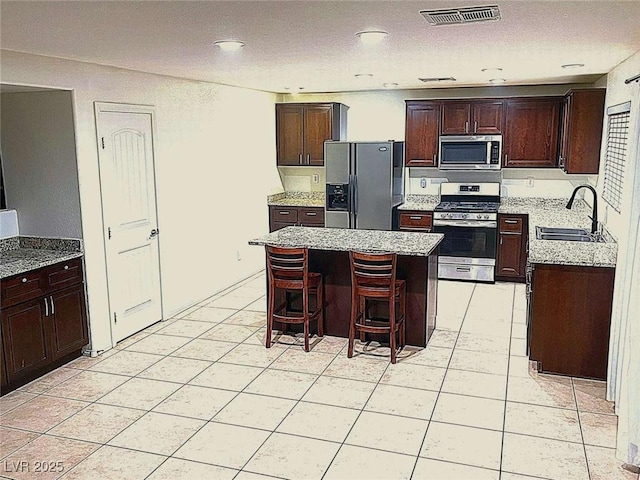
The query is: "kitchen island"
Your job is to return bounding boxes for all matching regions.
[249,227,443,347]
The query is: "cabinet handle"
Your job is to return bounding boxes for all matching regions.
[279,211,290,215]
[22,277,28,283]
[500,237,503,245]
[504,219,518,224]
[433,154,436,163]
[504,154,509,163]
[465,121,469,133]
[306,153,310,164]
[298,153,303,164]
[305,212,317,216]
[474,121,478,133]
[409,216,423,220]
[64,265,69,270]
[44,297,49,316]
[50,296,55,315]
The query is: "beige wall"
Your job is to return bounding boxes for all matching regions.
[0,50,282,352]
[1,90,83,238]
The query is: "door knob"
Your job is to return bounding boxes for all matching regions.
[148,228,159,239]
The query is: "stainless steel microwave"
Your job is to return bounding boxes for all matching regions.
[438,135,502,170]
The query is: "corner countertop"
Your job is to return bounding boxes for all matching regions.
[0,237,83,280]
[396,194,617,268]
[249,226,443,257]
[267,192,325,208]
[499,197,617,268]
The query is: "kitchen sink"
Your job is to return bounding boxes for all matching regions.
[536,227,590,236]
[535,226,602,242]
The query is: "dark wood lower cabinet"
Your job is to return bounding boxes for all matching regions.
[496,214,528,282]
[1,258,88,395]
[528,263,615,380]
[269,206,324,232]
[1,297,51,382]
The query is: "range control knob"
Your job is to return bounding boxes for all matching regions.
[460,213,468,219]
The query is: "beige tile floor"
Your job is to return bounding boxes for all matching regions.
[1,274,636,480]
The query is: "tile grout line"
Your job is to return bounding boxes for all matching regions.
[498,283,517,480]
[408,281,478,479]
[573,377,594,480]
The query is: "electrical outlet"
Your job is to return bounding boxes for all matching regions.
[526,176,535,188]
[420,177,427,188]
[312,174,319,184]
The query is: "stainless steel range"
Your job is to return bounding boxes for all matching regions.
[433,182,500,282]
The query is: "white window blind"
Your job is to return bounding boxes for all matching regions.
[602,101,631,213]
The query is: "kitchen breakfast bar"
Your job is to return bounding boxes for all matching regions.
[249,226,443,347]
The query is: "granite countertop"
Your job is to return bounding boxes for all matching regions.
[267,192,325,208]
[0,237,83,279]
[250,226,443,257]
[499,197,617,268]
[398,194,441,211]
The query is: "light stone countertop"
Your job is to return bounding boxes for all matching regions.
[398,194,441,211]
[267,192,325,208]
[249,226,443,257]
[499,197,617,268]
[0,237,83,279]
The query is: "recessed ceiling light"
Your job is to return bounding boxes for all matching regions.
[489,78,506,84]
[383,82,398,88]
[561,63,585,69]
[355,73,374,79]
[214,40,245,51]
[356,30,388,44]
[481,67,503,73]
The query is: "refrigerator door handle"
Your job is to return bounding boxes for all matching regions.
[353,175,358,227]
[349,175,355,228]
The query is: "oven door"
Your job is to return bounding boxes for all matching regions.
[433,220,498,281]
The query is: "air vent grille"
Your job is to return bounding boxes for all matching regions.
[420,5,501,25]
[419,77,457,83]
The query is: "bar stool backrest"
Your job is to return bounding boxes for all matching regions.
[266,245,309,291]
[349,251,397,303]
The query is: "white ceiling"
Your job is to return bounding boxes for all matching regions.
[1,1,639,94]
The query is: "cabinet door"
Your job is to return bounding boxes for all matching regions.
[276,105,304,166]
[405,102,440,167]
[1,297,51,382]
[561,89,606,174]
[304,105,333,166]
[441,103,471,135]
[473,101,503,134]
[503,99,560,167]
[49,284,89,360]
[496,215,527,280]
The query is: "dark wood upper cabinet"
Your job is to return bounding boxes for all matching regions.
[405,101,440,167]
[559,89,606,174]
[441,100,503,135]
[276,103,347,166]
[503,98,561,167]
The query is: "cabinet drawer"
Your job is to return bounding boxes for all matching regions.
[270,207,299,223]
[46,258,83,291]
[299,208,324,225]
[499,216,524,233]
[1,271,47,309]
[399,212,433,231]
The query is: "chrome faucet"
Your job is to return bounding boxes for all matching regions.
[566,185,598,234]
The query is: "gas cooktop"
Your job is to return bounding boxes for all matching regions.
[434,201,500,213]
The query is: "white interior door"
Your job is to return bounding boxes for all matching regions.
[95,103,162,343]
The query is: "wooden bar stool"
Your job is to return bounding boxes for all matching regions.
[265,245,324,352]
[348,251,406,364]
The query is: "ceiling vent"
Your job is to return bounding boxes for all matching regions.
[420,5,501,26]
[419,77,457,83]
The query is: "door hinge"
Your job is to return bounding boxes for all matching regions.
[108,227,111,239]
[101,137,105,149]
[114,312,117,324]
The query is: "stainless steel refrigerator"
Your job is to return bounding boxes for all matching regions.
[325,141,404,230]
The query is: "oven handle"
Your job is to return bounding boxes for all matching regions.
[433,220,497,228]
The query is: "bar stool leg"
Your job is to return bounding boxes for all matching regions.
[266,285,274,349]
[317,280,324,338]
[348,294,357,358]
